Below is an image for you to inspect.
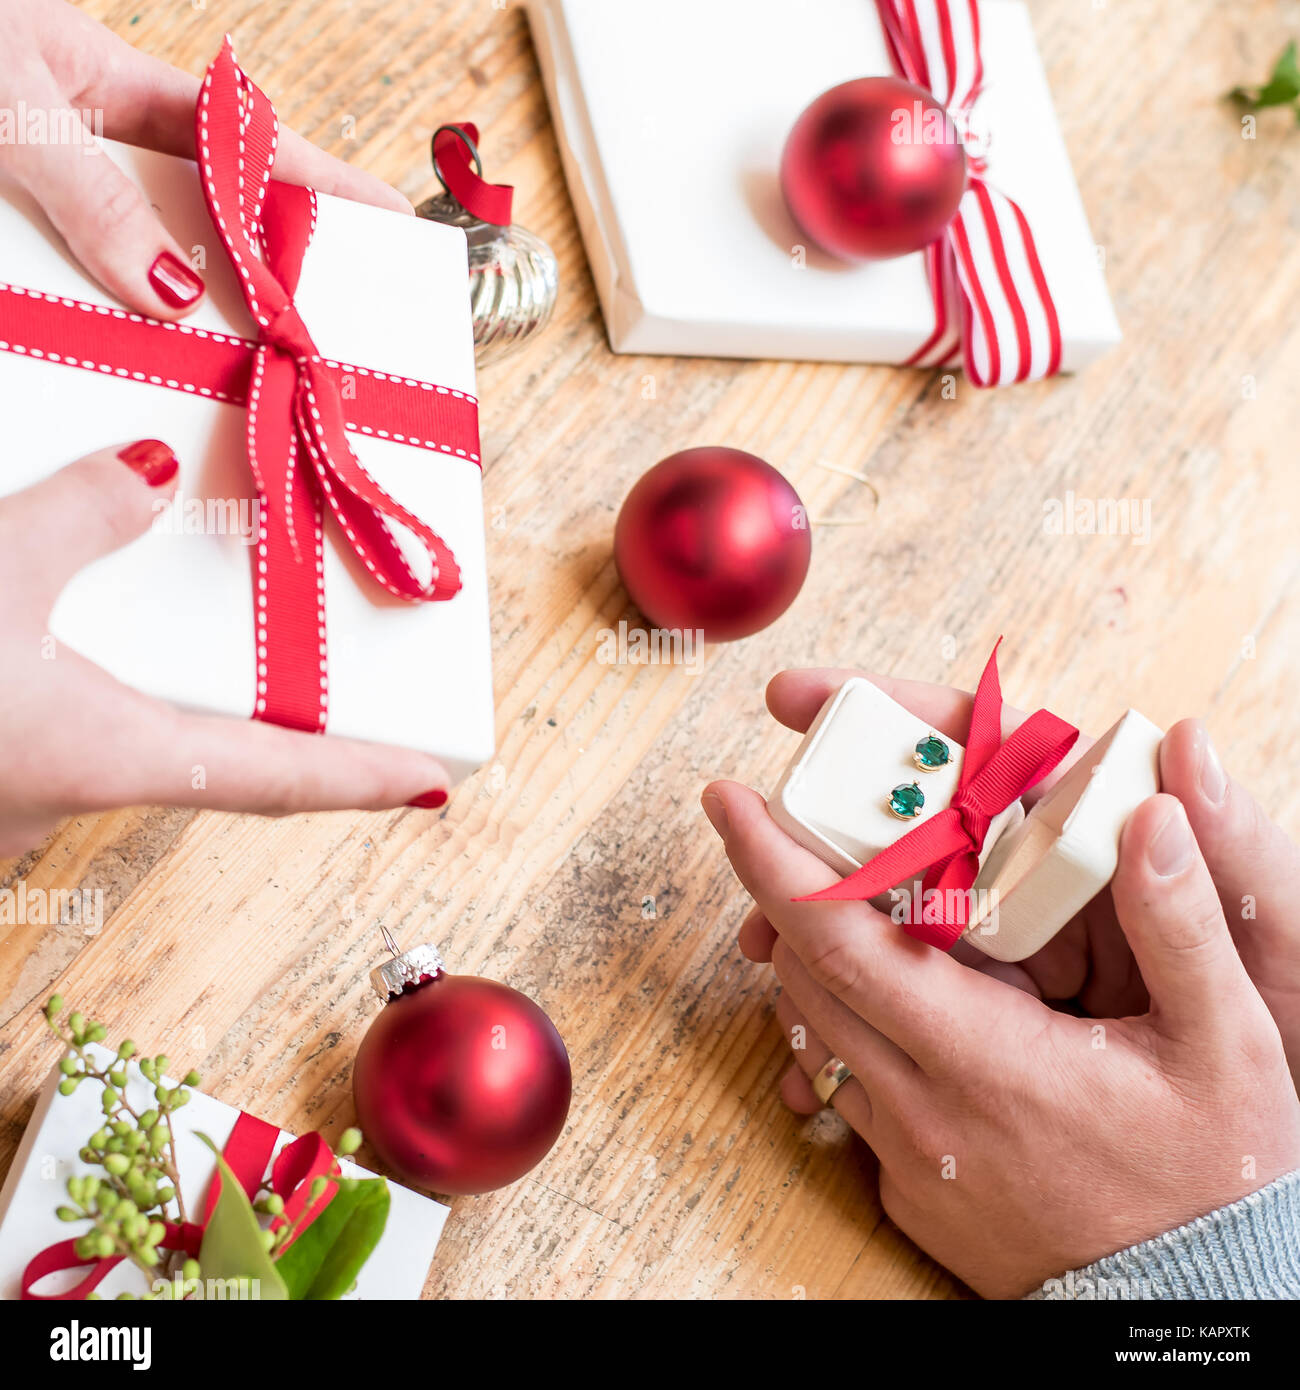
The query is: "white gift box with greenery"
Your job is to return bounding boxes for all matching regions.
[0,1041,449,1300]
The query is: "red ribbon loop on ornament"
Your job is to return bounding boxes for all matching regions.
[0,38,482,737]
[20,1111,337,1300]
[433,124,514,227]
[875,0,1063,387]
[797,640,1079,950]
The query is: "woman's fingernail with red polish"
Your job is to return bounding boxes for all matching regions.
[118,439,179,487]
[407,789,448,809]
[148,251,205,308]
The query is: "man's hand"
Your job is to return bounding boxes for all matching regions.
[748,669,1300,1084]
[704,670,1300,1297]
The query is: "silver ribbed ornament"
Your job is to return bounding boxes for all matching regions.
[416,125,559,365]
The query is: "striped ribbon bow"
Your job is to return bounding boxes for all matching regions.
[877,0,1063,386]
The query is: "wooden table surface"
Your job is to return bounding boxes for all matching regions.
[2,0,1298,1300]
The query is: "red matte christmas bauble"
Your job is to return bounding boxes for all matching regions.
[781,76,966,261]
[614,447,811,643]
[354,960,571,1196]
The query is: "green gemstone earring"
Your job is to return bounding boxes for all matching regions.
[887,781,925,820]
[913,732,951,772]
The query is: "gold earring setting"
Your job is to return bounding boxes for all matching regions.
[912,733,951,772]
[887,781,925,820]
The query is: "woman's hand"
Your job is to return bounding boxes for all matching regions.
[0,445,449,858]
[703,673,1300,1297]
[0,0,411,320]
[0,5,447,857]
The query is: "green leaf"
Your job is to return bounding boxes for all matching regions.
[274,1177,390,1300]
[1229,40,1300,109]
[194,1134,288,1301]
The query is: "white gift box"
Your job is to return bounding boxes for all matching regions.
[0,143,494,782]
[526,0,1120,370]
[0,1045,449,1300]
[768,679,1162,962]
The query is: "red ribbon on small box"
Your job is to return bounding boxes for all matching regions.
[876,0,1064,386]
[0,39,481,734]
[21,1112,336,1300]
[798,642,1078,950]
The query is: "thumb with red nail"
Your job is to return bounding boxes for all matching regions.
[0,441,451,856]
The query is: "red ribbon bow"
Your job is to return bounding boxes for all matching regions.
[798,641,1078,950]
[876,0,1063,386]
[21,1112,336,1300]
[197,39,471,731]
[0,39,482,735]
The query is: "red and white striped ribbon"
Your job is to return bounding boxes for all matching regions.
[877,0,1062,386]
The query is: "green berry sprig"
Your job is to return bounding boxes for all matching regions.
[44,995,200,1298]
[41,997,377,1300]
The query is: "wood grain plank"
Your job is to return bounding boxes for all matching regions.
[2,0,1297,1299]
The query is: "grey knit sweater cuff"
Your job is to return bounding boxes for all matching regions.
[1026,1168,1300,1300]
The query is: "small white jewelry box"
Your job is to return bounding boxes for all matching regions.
[767,678,1025,899]
[767,679,1163,961]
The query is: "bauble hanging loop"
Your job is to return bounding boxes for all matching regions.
[417,122,559,364]
[430,125,485,197]
[370,935,445,999]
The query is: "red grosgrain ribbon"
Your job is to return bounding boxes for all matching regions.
[21,1112,338,1300]
[875,0,1063,386]
[0,38,481,735]
[197,38,472,731]
[0,285,479,449]
[433,123,514,226]
[797,641,1078,950]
